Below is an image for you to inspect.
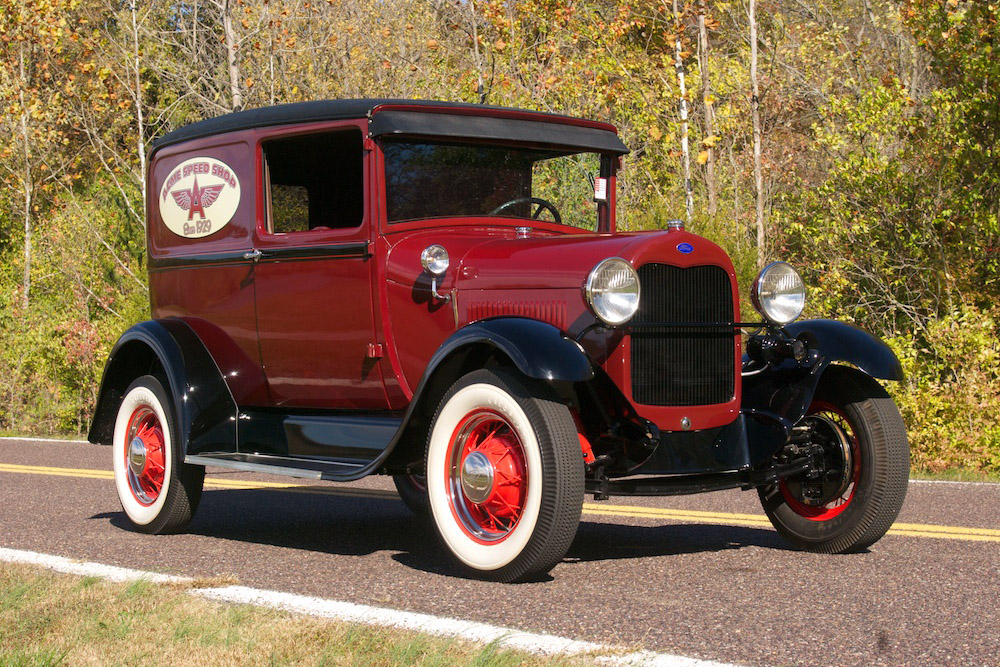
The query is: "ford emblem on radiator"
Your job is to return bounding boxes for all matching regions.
[677,242,694,254]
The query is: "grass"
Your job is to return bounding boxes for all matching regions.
[0,564,594,667]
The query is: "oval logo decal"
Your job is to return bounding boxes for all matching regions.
[159,157,241,238]
[677,242,694,254]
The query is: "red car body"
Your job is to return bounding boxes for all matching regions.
[90,100,910,582]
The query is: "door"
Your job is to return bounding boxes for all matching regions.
[252,123,388,410]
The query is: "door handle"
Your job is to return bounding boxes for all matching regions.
[243,249,262,262]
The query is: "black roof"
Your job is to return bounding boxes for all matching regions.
[152,99,629,155]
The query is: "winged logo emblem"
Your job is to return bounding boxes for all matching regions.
[170,176,226,220]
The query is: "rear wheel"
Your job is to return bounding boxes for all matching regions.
[112,375,204,534]
[393,473,429,516]
[759,366,909,553]
[425,368,583,582]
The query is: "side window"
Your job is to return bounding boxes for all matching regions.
[263,129,364,233]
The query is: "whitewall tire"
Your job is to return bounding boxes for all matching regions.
[425,368,583,582]
[112,375,204,534]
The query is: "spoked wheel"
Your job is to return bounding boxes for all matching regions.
[112,375,204,534]
[759,366,910,553]
[426,368,583,582]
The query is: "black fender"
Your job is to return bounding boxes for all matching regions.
[742,319,902,465]
[88,319,237,456]
[785,319,903,381]
[379,318,594,472]
[426,318,594,385]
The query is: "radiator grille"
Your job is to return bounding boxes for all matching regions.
[630,264,735,406]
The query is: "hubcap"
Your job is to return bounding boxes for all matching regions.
[128,437,148,476]
[447,411,527,542]
[461,451,495,504]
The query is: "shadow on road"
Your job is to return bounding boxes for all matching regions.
[567,519,791,563]
[91,486,796,579]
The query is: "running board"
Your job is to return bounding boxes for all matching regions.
[185,453,364,481]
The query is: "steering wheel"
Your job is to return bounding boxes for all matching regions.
[489,197,562,225]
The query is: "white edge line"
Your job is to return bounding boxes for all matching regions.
[0,546,734,667]
[0,547,187,584]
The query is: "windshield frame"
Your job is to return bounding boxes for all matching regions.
[376,136,617,234]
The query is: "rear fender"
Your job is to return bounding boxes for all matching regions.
[88,319,237,456]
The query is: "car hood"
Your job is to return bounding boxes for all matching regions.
[454,228,734,291]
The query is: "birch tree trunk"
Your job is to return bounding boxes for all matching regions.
[672,0,693,224]
[18,44,32,307]
[749,0,766,268]
[697,0,718,218]
[222,0,242,111]
[130,0,148,215]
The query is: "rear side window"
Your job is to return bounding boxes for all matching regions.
[263,129,364,233]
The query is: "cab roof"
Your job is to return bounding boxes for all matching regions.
[152,99,630,155]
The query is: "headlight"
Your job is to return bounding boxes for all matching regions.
[751,261,805,325]
[420,244,450,275]
[585,258,640,326]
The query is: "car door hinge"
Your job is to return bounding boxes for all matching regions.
[367,343,384,359]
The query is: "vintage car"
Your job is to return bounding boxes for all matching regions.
[88,99,910,582]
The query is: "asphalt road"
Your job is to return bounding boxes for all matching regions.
[1,437,998,666]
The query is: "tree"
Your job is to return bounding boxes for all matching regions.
[696,0,718,217]
[0,0,83,305]
[749,0,766,268]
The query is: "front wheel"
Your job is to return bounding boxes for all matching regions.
[112,375,204,534]
[425,368,583,582]
[759,366,909,553]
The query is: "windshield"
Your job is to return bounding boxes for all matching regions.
[382,140,605,230]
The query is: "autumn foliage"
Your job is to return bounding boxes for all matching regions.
[0,0,996,473]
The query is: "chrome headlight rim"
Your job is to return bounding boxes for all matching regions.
[751,261,806,326]
[420,244,450,275]
[585,257,641,327]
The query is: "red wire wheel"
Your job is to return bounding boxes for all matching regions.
[124,406,167,506]
[778,400,860,521]
[425,368,583,582]
[445,410,528,543]
[112,375,205,534]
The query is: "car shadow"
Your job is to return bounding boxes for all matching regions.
[92,486,797,579]
[566,519,792,562]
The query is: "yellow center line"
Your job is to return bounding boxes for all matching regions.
[2,462,998,542]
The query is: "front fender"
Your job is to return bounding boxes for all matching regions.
[742,319,902,464]
[785,319,903,381]
[88,319,237,456]
[380,318,593,472]
[425,318,594,386]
